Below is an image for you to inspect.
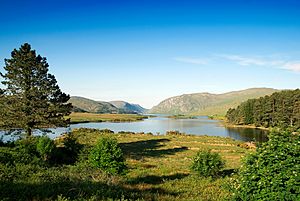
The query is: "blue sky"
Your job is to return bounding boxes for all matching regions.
[0,0,300,108]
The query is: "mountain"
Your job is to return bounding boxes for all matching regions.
[149,88,279,115]
[68,97,147,114]
[110,101,148,114]
[69,96,119,114]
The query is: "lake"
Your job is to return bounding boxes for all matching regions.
[0,115,268,142]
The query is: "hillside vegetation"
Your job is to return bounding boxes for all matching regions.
[69,97,147,114]
[226,89,300,129]
[149,88,279,115]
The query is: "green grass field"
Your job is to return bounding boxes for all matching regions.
[71,129,250,200]
[0,128,251,200]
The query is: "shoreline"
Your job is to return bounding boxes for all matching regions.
[223,122,270,131]
[207,115,270,131]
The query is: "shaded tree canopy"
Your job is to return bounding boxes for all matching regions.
[0,43,72,136]
[226,89,300,130]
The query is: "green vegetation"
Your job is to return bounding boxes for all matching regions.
[226,89,300,130]
[0,128,249,200]
[36,136,56,161]
[208,115,226,120]
[68,112,148,123]
[191,150,225,177]
[167,114,197,119]
[149,88,278,116]
[89,136,127,175]
[232,130,300,201]
[0,43,72,136]
[0,44,298,201]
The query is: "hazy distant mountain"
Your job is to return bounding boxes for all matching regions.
[69,96,119,114]
[149,88,279,115]
[110,101,148,114]
[69,97,147,114]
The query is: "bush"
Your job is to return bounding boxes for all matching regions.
[89,137,127,175]
[14,137,40,164]
[191,150,225,177]
[0,148,14,165]
[232,130,300,201]
[36,136,56,161]
[54,133,82,164]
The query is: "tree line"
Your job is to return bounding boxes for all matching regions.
[226,89,300,129]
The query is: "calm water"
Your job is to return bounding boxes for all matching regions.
[0,116,268,142]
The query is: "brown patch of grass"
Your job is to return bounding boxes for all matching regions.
[68,112,148,123]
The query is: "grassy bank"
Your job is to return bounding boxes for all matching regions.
[223,122,270,131]
[207,115,270,131]
[0,128,251,200]
[167,114,197,119]
[208,115,226,121]
[68,112,148,123]
[225,124,269,130]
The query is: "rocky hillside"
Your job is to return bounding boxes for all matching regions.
[69,97,147,114]
[69,97,119,114]
[110,101,147,114]
[149,88,279,115]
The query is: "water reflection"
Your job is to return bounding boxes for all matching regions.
[0,116,268,142]
[226,127,268,142]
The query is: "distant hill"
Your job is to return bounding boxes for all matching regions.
[69,97,147,114]
[110,101,148,114]
[149,88,279,116]
[69,97,119,114]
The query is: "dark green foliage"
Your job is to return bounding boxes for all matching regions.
[191,150,225,177]
[14,137,41,164]
[0,43,72,136]
[0,149,14,165]
[89,137,127,175]
[0,135,82,166]
[36,136,56,161]
[226,89,300,130]
[232,130,300,201]
[55,134,83,164]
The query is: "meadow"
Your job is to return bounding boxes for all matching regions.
[0,128,251,201]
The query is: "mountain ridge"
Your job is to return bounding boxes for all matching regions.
[149,88,279,115]
[109,100,148,114]
[68,96,147,114]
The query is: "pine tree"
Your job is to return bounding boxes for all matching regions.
[0,43,72,136]
[226,89,300,130]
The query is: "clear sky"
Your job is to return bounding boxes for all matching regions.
[0,0,300,108]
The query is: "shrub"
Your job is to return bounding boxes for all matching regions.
[14,137,40,164]
[54,133,82,164]
[61,134,82,155]
[232,130,300,201]
[36,136,56,161]
[191,150,225,177]
[89,137,127,175]
[166,130,187,136]
[0,148,14,165]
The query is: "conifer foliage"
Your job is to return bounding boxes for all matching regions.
[226,89,300,129]
[0,43,72,136]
